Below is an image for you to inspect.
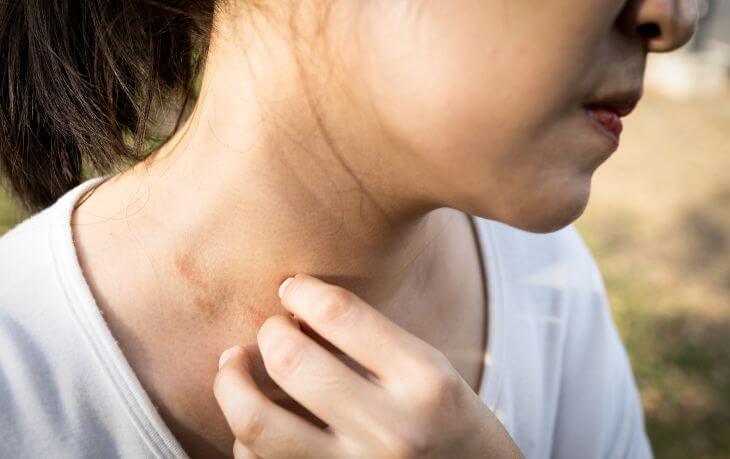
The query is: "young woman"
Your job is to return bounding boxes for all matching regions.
[0,1,697,458]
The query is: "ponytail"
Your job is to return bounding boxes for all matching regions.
[0,1,216,211]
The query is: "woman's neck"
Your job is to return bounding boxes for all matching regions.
[69,6,482,456]
[72,3,459,336]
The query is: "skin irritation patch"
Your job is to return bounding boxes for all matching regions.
[173,252,288,328]
[174,253,216,314]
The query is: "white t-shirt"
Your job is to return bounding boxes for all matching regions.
[0,177,653,458]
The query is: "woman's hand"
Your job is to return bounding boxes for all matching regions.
[213,273,523,459]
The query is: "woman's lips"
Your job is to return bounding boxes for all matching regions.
[583,88,640,151]
[585,107,623,148]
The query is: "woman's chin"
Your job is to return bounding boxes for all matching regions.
[462,173,593,233]
[498,186,591,234]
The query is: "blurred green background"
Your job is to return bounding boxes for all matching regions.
[2,8,729,459]
[0,186,20,235]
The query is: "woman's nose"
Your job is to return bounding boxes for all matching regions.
[618,0,699,52]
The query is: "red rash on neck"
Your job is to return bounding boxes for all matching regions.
[174,253,215,313]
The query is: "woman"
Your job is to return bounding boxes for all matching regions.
[0,1,697,458]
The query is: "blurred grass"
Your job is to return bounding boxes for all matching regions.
[576,218,730,458]
[1,90,728,459]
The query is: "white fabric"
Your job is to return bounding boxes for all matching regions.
[0,177,653,458]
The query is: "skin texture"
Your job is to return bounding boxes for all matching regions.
[71,0,697,457]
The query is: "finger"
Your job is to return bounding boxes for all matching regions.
[236,342,331,430]
[294,317,378,383]
[278,274,444,387]
[233,440,259,459]
[214,345,344,459]
[257,314,395,443]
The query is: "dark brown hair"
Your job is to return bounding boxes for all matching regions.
[0,1,218,211]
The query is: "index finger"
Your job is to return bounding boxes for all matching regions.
[214,346,344,458]
[277,274,444,386]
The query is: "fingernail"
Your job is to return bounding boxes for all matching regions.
[278,276,295,300]
[218,346,239,370]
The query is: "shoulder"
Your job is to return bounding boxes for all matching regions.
[475,217,603,296]
[477,217,620,364]
[0,204,152,456]
[0,177,103,301]
[0,206,58,289]
[0,204,62,298]
[0,187,105,444]
[0,204,68,360]
[475,218,652,457]
[0,189,82,363]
